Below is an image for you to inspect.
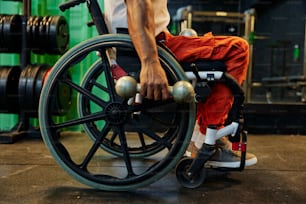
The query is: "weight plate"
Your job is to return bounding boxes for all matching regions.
[0,66,20,113]
[0,15,9,52]
[18,65,29,111]
[2,15,21,53]
[26,16,34,48]
[18,65,33,112]
[0,15,5,50]
[26,65,40,114]
[38,16,49,54]
[31,16,43,53]
[0,67,10,108]
[47,16,69,54]
[33,64,50,113]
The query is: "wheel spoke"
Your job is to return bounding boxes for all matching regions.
[116,127,135,177]
[138,111,176,128]
[53,112,105,129]
[89,78,109,94]
[128,119,173,149]
[62,77,108,107]
[109,131,118,145]
[99,52,117,100]
[129,99,174,113]
[137,132,147,150]
[80,124,111,170]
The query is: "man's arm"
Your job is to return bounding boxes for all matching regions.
[125,0,170,100]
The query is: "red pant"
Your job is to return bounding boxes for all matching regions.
[161,32,249,134]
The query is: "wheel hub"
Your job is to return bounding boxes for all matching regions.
[105,102,128,125]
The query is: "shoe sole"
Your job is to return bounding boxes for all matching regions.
[205,157,258,168]
[184,151,258,168]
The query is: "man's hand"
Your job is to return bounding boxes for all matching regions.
[139,60,170,100]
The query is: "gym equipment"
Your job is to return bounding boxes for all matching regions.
[0,0,70,143]
[0,14,22,53]
[37,0,248,191]
[115,76,195,103]
[0,66,20,113]
[18,64,71,116]
[31,15,69,55]
[0,14,69,54]
[179,28,198,37]
[0,64,55,114]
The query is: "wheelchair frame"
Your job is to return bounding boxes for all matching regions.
[37,0,248,191]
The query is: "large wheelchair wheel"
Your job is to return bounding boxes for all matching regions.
[39,34,196,191]
[78,60,182,158]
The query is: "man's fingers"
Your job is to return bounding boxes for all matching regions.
[153,86,162,101]
[140,83,147,99]
[140,83,170,100]
[141,83,155,100]
[161,85,170,100]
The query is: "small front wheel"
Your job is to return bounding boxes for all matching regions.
[176,157,206,188]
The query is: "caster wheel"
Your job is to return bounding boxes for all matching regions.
[176,157,206,188]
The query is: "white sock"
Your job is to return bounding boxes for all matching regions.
[204,127,217,145]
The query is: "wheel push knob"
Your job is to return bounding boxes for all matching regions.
[115,76,195,103]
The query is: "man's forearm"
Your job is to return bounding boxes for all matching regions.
[126,0,159,67]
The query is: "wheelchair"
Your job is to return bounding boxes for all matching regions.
[38,0,248,191]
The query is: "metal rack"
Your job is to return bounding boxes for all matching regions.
[0,0,69,143]
[0,0,32,143]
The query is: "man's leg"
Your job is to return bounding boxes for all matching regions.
[163,32,257,167]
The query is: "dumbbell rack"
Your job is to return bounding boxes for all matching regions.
[0,0,69,143]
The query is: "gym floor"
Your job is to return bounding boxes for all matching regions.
[1,133,306,203]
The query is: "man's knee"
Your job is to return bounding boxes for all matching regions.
[234,36,249,53]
